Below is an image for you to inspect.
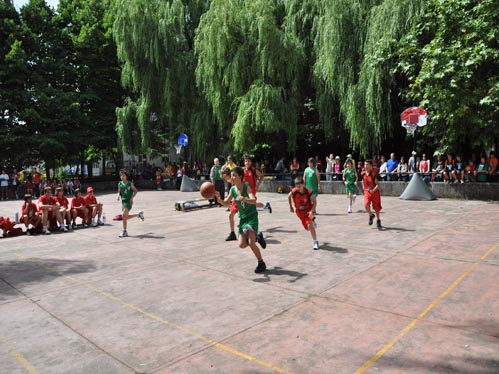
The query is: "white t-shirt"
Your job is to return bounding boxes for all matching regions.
[0,173,9,187]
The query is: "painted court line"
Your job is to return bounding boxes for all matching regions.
[355,242,499,374]
[14,254,293,374]
[0,335,38,374]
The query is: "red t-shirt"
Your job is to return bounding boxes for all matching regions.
[292,187,313,212]
[22,202,39,217]
[33,172,41,184]
[57,196,69,208]
[84,195,97,207]
[243,167,258,194]
[38,195,58,206]
[71,196,86,209]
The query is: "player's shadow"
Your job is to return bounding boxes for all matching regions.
[377,226,416,232]
[253,267,308,283]
[314,213,339,217]
[319,242,349,253]
[132,233,166,239]
[266,226,298,234]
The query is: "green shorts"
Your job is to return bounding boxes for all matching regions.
[345,184,356,194]
[238,214,259,236]
[122,200,132,211]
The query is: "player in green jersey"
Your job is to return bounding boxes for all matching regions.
[117,170,144,238]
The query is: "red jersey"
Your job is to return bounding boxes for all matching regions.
[71,196,86,209]
[84,195,97,206]
[33,172,41,184]
[38,195,58,206]
[291,187,313,212]
[243,167,258,194]
[363,169,379,193]
[57,196,69,208]
[22,202,39,218]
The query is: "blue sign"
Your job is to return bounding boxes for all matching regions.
[177,134,188,147]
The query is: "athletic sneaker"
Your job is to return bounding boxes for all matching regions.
[62,226,69,232]
[313,240,319,250]
[377,219,382,229]
[98,220,104,226]
[257,232,267,249]
[83,223,88,228]
[138,210,144,221]
[264,202,272,214]
[91,220,98,227]
[254,260,267,274]
[119,230,128,238]
[72,224,77,230]
[43,228,51,235]
[347,206,352,213]
[368,213,375,225]
[225,231,237,241]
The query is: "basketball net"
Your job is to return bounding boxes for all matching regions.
[174,144,183,154]
[403,124,418,137]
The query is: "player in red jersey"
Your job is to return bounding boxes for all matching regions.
[362,159,382,229]
[55,187,72,229]
[20,194,41,234]
[288,176,319,250]
[84,186,104,226]
[71,189,89,228]
[38,187,66,234]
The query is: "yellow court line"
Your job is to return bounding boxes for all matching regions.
[14,254,293,374]
[0,335,38,374]
[355,242,499,374]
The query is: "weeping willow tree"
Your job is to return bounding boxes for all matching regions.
[314,0,424,156]
[195,0,305,153]
[113,0,213,160]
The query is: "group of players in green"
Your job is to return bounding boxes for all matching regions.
[214,156,382,274]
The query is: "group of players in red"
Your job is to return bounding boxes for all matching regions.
[20,186,104,235]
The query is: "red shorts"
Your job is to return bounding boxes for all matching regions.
[364,191,382,212]
[21,215,39,225]
[296,210,314,231]
[230,200,238,213]
[72,209,85,219]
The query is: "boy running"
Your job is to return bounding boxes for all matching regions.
[288,176,319,250]
[362,159,382,229]
[343,158,358,213]
[215,166,267,273]
[117,170,144,238]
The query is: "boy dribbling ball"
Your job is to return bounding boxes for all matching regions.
[288,176,319,250]
[117,170,144,238]
[362,160,382,229]
[214,166,267,274]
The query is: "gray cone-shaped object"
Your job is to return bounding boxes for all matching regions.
[400,173,437,200]
[180,175,199,192]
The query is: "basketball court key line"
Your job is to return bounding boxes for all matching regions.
[355,242,499,374]
[13,254,293,374]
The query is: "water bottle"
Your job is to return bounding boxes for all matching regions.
[102,213,106,225]
[15,212,19,224]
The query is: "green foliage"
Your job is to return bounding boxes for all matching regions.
[195,0,305,154]
[314,0,425,156]
[396,0,499,153]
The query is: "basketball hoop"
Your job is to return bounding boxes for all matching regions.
[401,107,428,137]
[174,144,183,155]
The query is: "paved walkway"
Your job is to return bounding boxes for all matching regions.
[1,191,498,374]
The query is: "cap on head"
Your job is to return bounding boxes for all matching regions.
[335,156,340,160]
[87,187,94,193]
[347,154,352,159]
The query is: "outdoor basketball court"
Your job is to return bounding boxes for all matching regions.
[1,190,498,373]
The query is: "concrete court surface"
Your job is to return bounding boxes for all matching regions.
[0,190,498,374]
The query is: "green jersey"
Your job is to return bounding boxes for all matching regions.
[344,167,357,194]
[305,167,319,196]
[231,183,258,234]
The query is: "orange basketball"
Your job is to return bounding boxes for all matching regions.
[200,181,216,199]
